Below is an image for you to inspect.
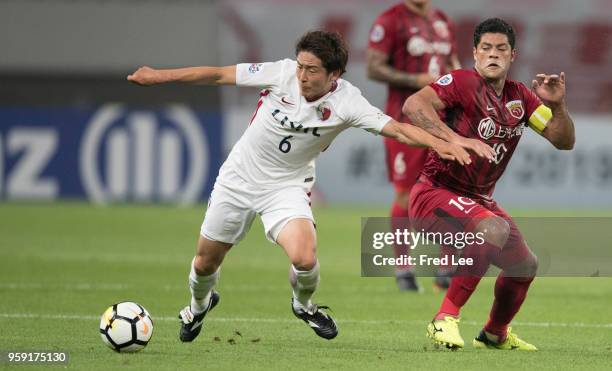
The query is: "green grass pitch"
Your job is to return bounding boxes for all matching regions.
[1,203,611,370]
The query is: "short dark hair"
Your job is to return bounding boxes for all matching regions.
[474,18,516,49]
[295,30,348,75]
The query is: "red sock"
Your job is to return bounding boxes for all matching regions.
[435,275,482,319]
[390,202,412,270]
[484,275,534,341]
[434,239,502,319]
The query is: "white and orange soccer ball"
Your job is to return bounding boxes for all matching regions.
[99,301,153,352]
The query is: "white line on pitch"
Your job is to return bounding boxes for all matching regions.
[0,313,610,329]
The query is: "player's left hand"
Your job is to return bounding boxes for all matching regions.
[432,141,472,165]
[532,72,566,108]
[127,66,164,86]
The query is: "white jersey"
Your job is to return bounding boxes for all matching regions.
[219,59,391,189]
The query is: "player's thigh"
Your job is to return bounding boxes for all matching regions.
[409,181,495,235]
[258,186,315,245]
[384,137,427,191]
[200,183,257,245]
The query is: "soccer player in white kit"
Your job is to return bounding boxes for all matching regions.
[128,30,493,342]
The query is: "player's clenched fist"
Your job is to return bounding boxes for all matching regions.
[127,66,164,86]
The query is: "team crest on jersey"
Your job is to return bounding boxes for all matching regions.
[436,74,453,86]
[316,102,332,121]
[370,24,385,43]
[505,100,525,119]
[433,20,449,38]
[478,117,496,140]
[248,63,263,74]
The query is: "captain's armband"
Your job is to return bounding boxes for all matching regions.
[528,104,552,134]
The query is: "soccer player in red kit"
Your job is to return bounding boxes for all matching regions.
[367,0,461,291]
[404,18,575,350]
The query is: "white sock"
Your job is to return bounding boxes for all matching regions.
[290,261,320,310]
[188,257,220,315]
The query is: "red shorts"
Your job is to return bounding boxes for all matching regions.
[408,176,532,270]
[384,136,428,191]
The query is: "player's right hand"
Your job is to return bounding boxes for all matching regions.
[452,136,495,162]
[432,141,472,165]
[127,66,162,86]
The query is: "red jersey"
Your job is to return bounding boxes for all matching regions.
[368,3,457,121]
[424,69,545,200]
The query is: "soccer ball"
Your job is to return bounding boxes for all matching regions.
[99,301,154,352]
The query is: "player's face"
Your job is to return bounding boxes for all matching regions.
[473,33,516,81]
[296,51,339,101]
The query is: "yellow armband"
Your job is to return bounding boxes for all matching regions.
[528,104,552,134]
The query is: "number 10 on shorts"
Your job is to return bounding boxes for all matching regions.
[448,196,477,214]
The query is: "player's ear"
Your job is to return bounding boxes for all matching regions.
[472,47,478,63]
[510,48,517,62]
[329,69,342,81]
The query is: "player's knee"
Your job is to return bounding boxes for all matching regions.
[505,251,538,280]
[474,217,510,248]
[519,251,538,278]
[289,242,317,271]
[291,250,317,271]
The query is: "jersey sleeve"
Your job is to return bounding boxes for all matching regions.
[522,85,552,134]
[345,92,392,135]
[429,71,462,108]
[235,59,288,89]
[367,11,395,55]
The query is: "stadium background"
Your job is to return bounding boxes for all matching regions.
[1,1,611,369]
[1,0,611,208]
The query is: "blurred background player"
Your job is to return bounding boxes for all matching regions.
[405,18,575,350]
[128,30,483,343]
[367,0,461,291]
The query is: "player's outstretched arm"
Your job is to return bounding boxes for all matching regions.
[381,120,472,165]
[127,65,237,86]
[402,86,495,161]
[532,72,575,150]
[366,48,438,89]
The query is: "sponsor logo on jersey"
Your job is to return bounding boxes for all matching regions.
[478,116,525,141]
[407,36,451,56]
[436,74,453,86]
[248,63,263,74]
[370,24,385,43]
[316,102,332,121]
[433,20,449,38]
[505,100,525,119]
[478,117,496,139]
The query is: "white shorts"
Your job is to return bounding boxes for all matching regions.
[200,170,314,244]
